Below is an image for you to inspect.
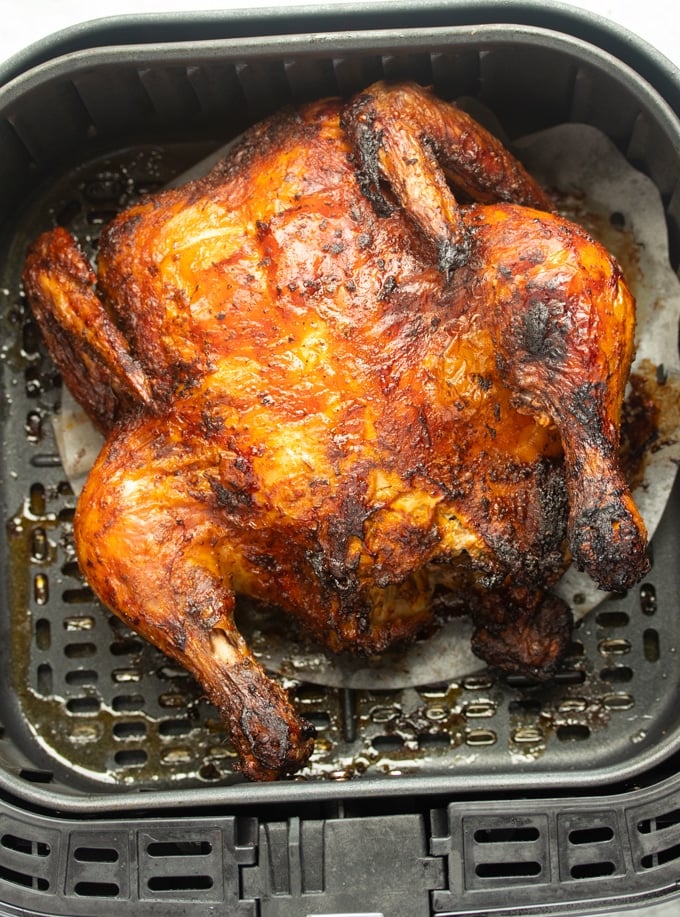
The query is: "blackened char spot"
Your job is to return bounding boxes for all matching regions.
[378,275,397,301]
[472,373,492,392]
[355,127,394,216]
[341,95,395,218]
[523,299,549,355]
[521,297,567,362]
[569,498,649,593]
[167,620,187,653]
[209,477,253,509]
[569,382,605,427]
[568,383,610,454]
[305,547,358,597]
[201,411,224,436]
[306,489,368,598]
[323,241,346,255]
[245,551,282,574]
[437,232,471,276]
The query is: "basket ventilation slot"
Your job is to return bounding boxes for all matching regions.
[139,831,223,902]
[74,881,120,898]
[636,806,680,870]
[566,825,618,879]
[0,829,53,893]
[464,816,548,889]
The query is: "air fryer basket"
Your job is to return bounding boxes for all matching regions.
[2,4,680,915]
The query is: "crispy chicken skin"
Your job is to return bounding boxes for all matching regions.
[23,82,648,780]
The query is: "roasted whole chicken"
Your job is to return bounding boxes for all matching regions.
[23,82,649,780]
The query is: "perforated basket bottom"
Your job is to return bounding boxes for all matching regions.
[2,141,680,797]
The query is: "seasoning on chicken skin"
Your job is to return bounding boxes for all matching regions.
[23,82,648,780]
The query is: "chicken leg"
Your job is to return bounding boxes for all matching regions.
[75,413,315,781]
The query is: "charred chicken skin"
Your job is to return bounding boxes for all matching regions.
[23,82,649,780]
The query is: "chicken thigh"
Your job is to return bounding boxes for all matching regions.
[23,82,648,780]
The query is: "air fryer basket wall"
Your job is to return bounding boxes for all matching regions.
[2,6,680,916]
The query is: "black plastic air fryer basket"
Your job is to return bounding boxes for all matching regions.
[2,2,680,915]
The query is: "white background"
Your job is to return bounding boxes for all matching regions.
[0,0,678,71]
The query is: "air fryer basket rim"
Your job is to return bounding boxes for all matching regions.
[1,21,679,249]
[1,8,679,125]
[1,0,678,109]
[1,10,680,819]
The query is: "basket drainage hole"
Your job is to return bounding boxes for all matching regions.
[304,711,332,730]
[64,642,96,659]
[35,618,51,651]
[158,718,193,737]
[66,669,99,686]
[110,638,145,656]
[556,724,590,742]
[29,482,46,515]
[61,560,82,579]
[74,847,119,863]
[0,865,49,891]
[475,861,541,878]
[568,826,614,845]
[600,666,633,684]
[641,843,680,868]
[19,768,53,784]
[643,628,660,662]
[570,861,616,879]
[74,881,120,898]
[113,721,147,739]
[63,586,94,604]
[66,697,100,715]
[595,610,629,628]
[37,663,53,695]
[638,808,680,834]
[639,583,657,616]
[112,694,145,712]
[2,834,50,857]
[474,827,540,844]
[418,733,451,750]
[147,875,214,892]
[147,841,212,857]
[553,669,586,686]
[114,749,148,767]
[372,735,404,753]
[566,640,585,658]
[64,614,96,631]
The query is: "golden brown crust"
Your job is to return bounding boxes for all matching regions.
[22,81,648,778]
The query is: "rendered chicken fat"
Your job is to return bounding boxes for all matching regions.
[22,82,649,780]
